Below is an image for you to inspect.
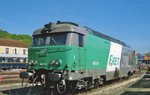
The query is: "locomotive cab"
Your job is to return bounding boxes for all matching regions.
[20,21,87,92]
[28,21,86,69]
[28,31,85,70]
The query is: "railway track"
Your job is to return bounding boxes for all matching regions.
[76,72,145,95]
[121,71,150,95]
[0,69,25,85]
[0,71,145,95]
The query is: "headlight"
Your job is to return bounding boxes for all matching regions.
[49,60,54,65]
[35,60,37,64]
[29,60,34,65]
[55,59,60,66]
[55,59,62,66]
[29,60,37,65]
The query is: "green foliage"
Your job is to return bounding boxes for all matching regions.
[0,29,32,45]
[145,52,150,56]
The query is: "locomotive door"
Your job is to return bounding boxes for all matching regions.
[78,47,86,69]
[78,34,86,69]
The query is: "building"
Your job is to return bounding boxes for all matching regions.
[143,55,150,64]
[137,53,150,64]
[0,38,28,69]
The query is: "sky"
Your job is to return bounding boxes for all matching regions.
[0,0,150,53]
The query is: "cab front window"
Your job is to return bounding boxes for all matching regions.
[32,32,85,47]
[32,33,68,46]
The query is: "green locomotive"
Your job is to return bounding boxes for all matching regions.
[20,21,136,94]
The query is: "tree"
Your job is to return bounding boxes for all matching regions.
[145,52,150,56]
[0,29,32,45]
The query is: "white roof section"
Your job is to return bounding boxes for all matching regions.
[0,54,27,58]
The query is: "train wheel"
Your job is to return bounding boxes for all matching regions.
[94,79,100,88]
[40,74,46,87]
[128,72,133,77]
[99,77,104,85]
[57,80,66,94]
[86,80,92,89]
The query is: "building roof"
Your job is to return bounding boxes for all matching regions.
[0,38,28,48]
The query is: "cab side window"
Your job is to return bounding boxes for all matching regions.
[79,34,84,47]
[67,33,84,47]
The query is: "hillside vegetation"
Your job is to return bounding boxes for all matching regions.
[0,29,32,45]
[145,52,150,56]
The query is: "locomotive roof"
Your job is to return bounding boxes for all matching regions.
[33,21,87,36]
[33,21,130,48]
[85,26,130,47]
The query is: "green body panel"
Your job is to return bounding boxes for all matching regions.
[28,33,111,71]
[28,45,86,70]
[28,46,73,70]
[85,34,110,70]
